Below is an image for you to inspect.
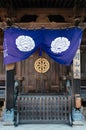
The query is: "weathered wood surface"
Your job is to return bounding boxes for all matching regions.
[17,51,67,94]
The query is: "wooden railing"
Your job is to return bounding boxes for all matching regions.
[14,95,72,125]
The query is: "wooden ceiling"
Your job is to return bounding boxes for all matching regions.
[0,0,86,8]
[0,1,85,29]
[0,0,86,29]
[0,0,86,22]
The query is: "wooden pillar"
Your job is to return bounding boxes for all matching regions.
[16,62,23,94]
[73,49,81,94]
[73,79,80,94]
[72,49,84,124]
[6,64,15,109]
[4,64,15,125]
[72,49,81,106]
[16,62,21,80]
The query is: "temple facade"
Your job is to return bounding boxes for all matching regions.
[0,0,86,126]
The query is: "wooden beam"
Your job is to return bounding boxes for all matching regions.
[14,8,85,16]
[0,22,86,30]
[14,22,74,29]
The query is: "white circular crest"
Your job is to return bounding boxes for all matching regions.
[51,37,70,53]
[16,35,35,52]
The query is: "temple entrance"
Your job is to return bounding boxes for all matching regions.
[14,50,72,125]
[17,50,70,95]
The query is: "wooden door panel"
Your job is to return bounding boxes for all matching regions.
[19,50,66,94]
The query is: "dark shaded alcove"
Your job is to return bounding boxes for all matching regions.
[48,15,65,22]
[20,15,38,22]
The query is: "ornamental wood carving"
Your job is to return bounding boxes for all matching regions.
[34,58,50,73]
